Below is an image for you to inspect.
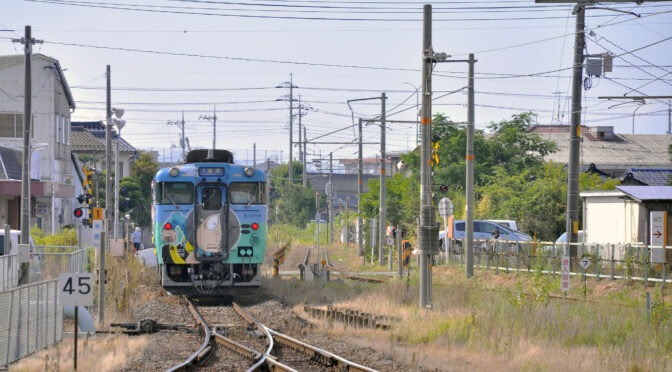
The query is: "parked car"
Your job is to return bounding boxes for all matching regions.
[555,231,585,243]
[440,220,531,244]
[488,220,519,232]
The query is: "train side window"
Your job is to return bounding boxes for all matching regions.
[157,182,194,204]
[455,222,465,231]
[202,187,222,210]
[230,182,266,204]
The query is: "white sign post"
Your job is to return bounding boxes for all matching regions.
[438,198,453,260]
[60,273,94,370]
[650,211,667,247]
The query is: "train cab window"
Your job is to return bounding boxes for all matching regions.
[157,182,194,204]
[201,187,222,210]
[230,182,266,204]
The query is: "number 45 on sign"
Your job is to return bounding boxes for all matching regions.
[60,273,94,307]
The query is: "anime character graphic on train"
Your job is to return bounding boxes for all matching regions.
[152,149,267,295]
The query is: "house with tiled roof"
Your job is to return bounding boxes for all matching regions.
[528,125,672,177]
[0,53,76,232]
[71,121,137,179]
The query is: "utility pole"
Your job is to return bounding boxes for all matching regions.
[14,26,41,284]
[105,65,112,223]
[199,106,217,150]
[253,143,256,167]
[379,92,387,266]
[357,118,363,256]
[329,152,334,244]
[298,96,302,170]
[167,112,186,161]
[303,126,307,187]
[465,53,476,278]
[419,4,438,308]
[566,4,586,259]
[289,75,294,184]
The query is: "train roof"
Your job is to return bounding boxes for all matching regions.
[185,149,233,164]
[155,162,266,182]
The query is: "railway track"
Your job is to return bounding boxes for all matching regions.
[166,299,378,372]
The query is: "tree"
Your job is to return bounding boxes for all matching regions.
[131,151,159,200]
[269,162,321,227]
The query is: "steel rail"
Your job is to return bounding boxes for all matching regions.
[233,302,281,372]
[166,299,212,372]
[211,327,262,360]
[267,328,378,372]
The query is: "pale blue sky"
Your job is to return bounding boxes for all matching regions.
[1,0,671,165]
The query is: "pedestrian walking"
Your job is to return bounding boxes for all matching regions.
[133,227,142,254]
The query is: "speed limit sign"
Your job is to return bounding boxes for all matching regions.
[60,273,94,307]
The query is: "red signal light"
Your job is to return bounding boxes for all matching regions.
[164,223,172,230]
[251,223,259,230]
[74,208,83,218]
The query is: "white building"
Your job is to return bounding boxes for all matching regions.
[580,186,672,247]
[0,54,76,232]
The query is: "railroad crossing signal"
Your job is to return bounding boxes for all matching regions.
[73,208,83,218]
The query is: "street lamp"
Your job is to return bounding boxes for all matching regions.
[632,101,646,135]
[112,108,125,239]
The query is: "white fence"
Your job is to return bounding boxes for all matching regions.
[0,279,62,367]
[33,247,88,281]
[0,253,18,291]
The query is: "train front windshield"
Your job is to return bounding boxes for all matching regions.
[156,182,194,204]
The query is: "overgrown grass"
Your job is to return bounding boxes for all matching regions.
[266,252,672,371]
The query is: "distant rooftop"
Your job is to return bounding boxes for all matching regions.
[621,168,672,186]
[528,125,671,169]
[71,121,137,153]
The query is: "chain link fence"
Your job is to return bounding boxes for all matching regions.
[0,279,63,367]
[443,238,671,283]
[0,253,18,291]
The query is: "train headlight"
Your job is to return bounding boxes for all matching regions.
[251,223,259,230]
[169,167,179,177]
[243,167,255,177]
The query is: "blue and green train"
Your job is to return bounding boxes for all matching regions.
[152,149,267,295]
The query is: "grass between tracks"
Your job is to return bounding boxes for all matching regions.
[267,241,672,372]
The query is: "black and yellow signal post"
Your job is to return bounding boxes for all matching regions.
[74,165,96,225]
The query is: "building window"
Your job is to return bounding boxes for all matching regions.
[0,113,23,137]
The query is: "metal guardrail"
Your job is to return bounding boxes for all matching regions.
[0,279,62,367]
[444,238,671,284]
[0,254,18,291]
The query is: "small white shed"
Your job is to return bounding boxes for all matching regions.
[580,186,672,246]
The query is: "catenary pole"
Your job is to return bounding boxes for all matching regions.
[419,4,437,308]
[465,53,475,278]
[303,126,307,186]
[378,93,387,266]
[357,118,363,256]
